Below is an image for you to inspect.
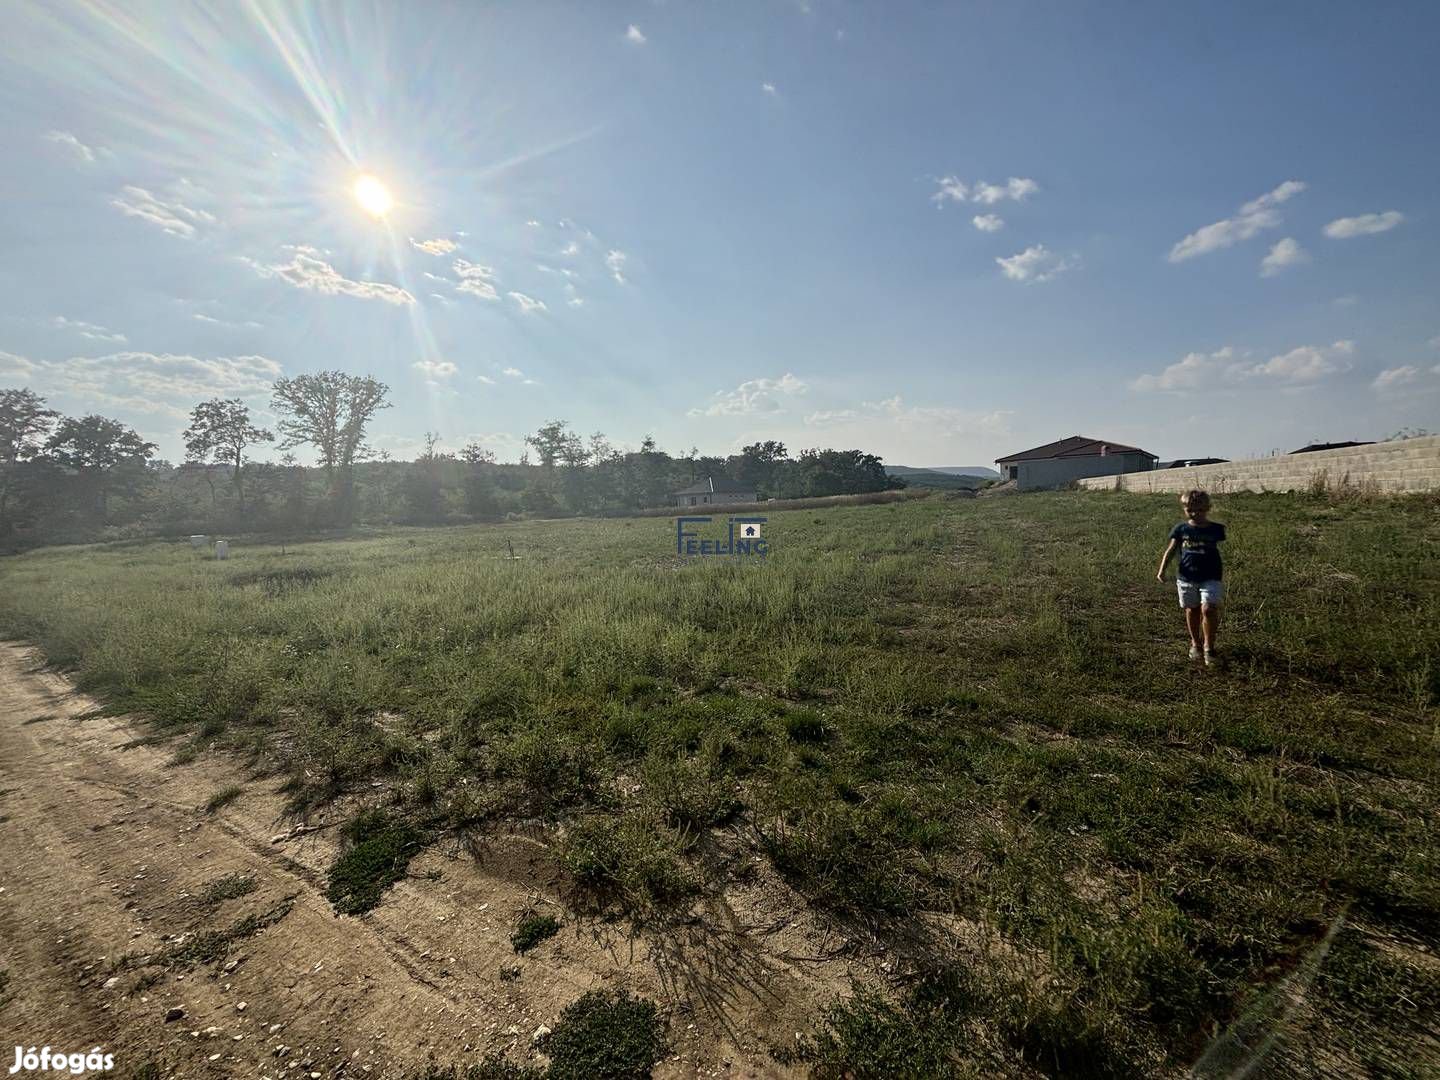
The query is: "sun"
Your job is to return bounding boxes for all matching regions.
[352,174,394,217]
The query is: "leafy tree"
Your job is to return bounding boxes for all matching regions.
[271,372,390,523]
[43,414,157,523]
[182,398,272,516]
[400,432,446,523]
[0,388,60,532]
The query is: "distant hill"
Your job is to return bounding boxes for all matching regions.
[886,464,999,489]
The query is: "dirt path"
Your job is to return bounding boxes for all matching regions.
[0,643,859,1079]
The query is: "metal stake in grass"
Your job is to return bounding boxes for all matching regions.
[506,539,522,560]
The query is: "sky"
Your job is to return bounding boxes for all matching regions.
[2,0,1438,468]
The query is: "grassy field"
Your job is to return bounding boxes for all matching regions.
[2,491,1437,1076]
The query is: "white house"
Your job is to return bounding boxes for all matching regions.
[996,435,1157,491]
[670,476,757,507]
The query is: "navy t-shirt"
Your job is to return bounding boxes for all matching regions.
[1170,521,1226,582]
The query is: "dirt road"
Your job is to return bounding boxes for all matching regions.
[0,643,854,1078]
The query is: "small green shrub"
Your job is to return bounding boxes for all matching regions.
[510,912,560,954]
[559,813,694,913]
[325,810,425,915]
[542,989,665,1080]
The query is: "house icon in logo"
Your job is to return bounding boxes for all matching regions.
[739,522,762,539]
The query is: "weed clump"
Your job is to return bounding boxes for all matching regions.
[325,809,425,915]
[411,1056,543,1080]
[204,783,244,814]
[541,989,665,1080]
[198,871,256,906]
[510,912,561,954]
[559,813,694,914]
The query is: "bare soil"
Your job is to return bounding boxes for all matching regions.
[0,642,866,1079]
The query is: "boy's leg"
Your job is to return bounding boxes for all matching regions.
[1185,606,1203,646]
[1201,604,1220,651]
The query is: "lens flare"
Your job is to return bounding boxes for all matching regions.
[353,174,393,216]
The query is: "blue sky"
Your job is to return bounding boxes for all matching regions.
[2,1,1437,467]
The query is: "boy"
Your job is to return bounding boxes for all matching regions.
[1156,489,1226,666]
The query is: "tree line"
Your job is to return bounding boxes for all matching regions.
[0,374,898,549]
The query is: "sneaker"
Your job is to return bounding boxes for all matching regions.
[1204,649,1218,667]
[1188,645,1202,661]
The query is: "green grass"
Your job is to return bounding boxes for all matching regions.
[2,491,1437,1074]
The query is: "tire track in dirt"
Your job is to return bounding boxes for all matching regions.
[0,642,854,1078]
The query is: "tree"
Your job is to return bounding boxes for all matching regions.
[525,419,585,469]
[733,440,789,497]
[271,372,390,523]
[400,432,446,523]
[182,398,272,516]
[43,414,157,523]
[0,388,60,532]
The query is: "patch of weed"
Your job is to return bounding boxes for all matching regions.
[541,989,665,1080]
[559,813,694,914]
[510,912,560,954]
[204,783,244,814]
[325,809,425,915]
[198,871,256,906]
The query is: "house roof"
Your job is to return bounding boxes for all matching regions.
[671,475,754,496]
[996,435,1156,464]
[1290,440,1374,454]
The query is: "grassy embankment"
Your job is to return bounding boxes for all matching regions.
[1,491,1436,1076]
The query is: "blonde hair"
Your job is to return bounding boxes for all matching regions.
[1181,489,1212,513]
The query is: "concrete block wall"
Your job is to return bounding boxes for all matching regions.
[1076,435,1440,495]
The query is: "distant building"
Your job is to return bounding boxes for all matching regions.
[1159,457,1229,470]
[996,435,1157,491]
[670,475,757,507]
[1290,441,1374,454]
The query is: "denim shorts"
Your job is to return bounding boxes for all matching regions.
[1177,578,1224,609]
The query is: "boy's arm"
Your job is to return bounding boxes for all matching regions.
[1156,538,1178,581]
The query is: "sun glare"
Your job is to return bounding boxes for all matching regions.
[353,174,394,217]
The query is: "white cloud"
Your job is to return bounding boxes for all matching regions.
[410,237,458,256]
[508,291,547,314]
[971,214,1005,233]
[1372,365,1420,390]
[932,176,1037,207]
[625,24,647,44]
[413,359,458,379]
[453,258,499,301]
[1430,335,1440,350]
[1131,341,1354,391]
[193,313,263,330]
[605,249,628,284]
[1236,340,1354,382]
[1323,211,1404,239]
[995,245,1078,284]
[560,241,580,257]
[688,373,807,417]
[973,177,1038,205]
[0,351,37,378]
[52,316,126,343]
[110,185,216,239]
[802,408,859,426]
[526,219,541,228]
[805,397,1013,440]
[761,82,778,96]
[44,130,103,163]
[501,367,524,378]
[1167,180,1306,263]
[249,246,415,305]
[8,351,280,418]
[477,375,496,385]
[1333,294,1359,307]
[1130,347,1237,392]
[565,282,584,307]
[1260,237,1309,277]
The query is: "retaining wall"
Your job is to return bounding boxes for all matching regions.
[1076,435,1440,494]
